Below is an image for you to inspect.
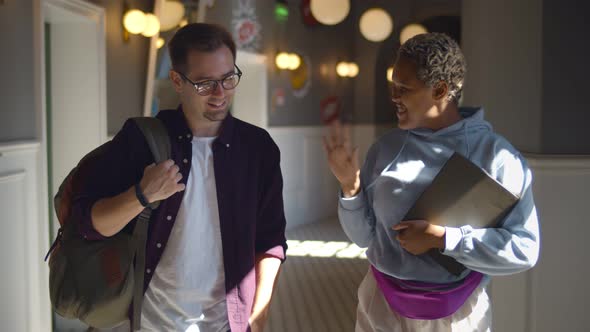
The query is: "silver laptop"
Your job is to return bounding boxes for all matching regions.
[404,152,520,275]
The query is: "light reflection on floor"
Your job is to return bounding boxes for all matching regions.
[286,240,367,259]
[266,218,369,332]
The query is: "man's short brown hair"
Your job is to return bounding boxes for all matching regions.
[168,23,236,73]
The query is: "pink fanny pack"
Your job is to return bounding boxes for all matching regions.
[371,265,483,320]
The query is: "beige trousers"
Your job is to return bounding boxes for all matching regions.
[356,268,492,332]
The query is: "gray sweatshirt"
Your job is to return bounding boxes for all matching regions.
[339,108,540,284]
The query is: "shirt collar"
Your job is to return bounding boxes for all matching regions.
[156,105,235,146]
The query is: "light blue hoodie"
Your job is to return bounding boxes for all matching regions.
[338,107,540,284]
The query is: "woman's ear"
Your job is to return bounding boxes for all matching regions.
[432,81,449,101]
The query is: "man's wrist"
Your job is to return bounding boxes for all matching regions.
[249,312,267,332]
[134,183,150,207]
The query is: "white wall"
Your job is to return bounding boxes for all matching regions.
[268,125,375,229]
[462,3,589,328]
[233,51,268,129]
[0,142,52,331]
[489,155,590,331]
[540,0,590,154]
[461,0,543,153]
[526,155,590,331]
[49,16,107,224]
[0,0,39,141]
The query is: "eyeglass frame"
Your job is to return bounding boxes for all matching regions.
[175,64,243,96]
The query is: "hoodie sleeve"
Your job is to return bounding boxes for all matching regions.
[442,152,540,275]
[337,144,378,248]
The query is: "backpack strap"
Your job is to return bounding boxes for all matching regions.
[133,117,171,165]
[130,208,151,331]
[129,117,171,331]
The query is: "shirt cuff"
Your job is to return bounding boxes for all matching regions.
[443,226,463,254]
[262,244,286,262]
[338,189,365,211]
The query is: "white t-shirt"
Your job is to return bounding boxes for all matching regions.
[140,137,229,332]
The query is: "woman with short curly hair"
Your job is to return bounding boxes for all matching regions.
[323,33,540,332]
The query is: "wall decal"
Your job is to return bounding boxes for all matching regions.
[290,55,311,98]
[232,0,261,51]
[320,96,341,124]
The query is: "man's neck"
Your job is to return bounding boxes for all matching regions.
[182,108,222,137]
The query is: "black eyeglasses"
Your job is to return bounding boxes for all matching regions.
[176,65,243,96]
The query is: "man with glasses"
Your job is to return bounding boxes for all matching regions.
[72,23,287,332]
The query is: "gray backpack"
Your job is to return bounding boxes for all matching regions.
[45,117,170,330]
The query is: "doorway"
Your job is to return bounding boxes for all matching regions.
[43,0,107,330]
[232,50,268,129]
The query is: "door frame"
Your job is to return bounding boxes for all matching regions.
[41,0,107,145]
[35,0,107,329]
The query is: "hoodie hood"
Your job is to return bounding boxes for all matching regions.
[409,106,492,138]
[407,106,492,158]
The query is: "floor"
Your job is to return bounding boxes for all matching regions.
[265,219,369,332]
[54,218,368,332]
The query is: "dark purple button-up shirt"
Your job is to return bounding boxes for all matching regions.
[71,108,287,332]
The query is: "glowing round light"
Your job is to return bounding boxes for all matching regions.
[359,8,393,42]
[400,23,428,44]
[336,62,359,78]
[287,54,301,70]
[310,0,350,25]
[348,63,359,77]
[123,9,147,35]
[387,66,394,82]
[160,1,185,31]
[141,13,160,37]
[156,37,165,49]
[275,52,291,70]
[336,62,350,77]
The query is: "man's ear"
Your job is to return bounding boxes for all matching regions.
[432,81,449,101]
[169,70,184,93]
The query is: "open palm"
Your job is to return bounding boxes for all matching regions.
[322,120,360,197]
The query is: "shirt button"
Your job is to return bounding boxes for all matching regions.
[226,143,230,148]
[156,243,162,248]
[178,135,182,140]
[166,215,172,221]
[183,158,188,164]
[146,268,151,274]
[186,133,191,138]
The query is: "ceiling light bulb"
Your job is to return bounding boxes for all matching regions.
[157,37,165,49]
[123,9,147,35]
[336,62,350,77]
[360,8,393,42]
[310,0,350,25]
[288,54,301,70]
[276,52,291,69]
[160,1,186,31]
[141,13,160,37]
[348,63,359,77]
[400,24,428,44]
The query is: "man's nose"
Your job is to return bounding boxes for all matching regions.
[211,81,225,96]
